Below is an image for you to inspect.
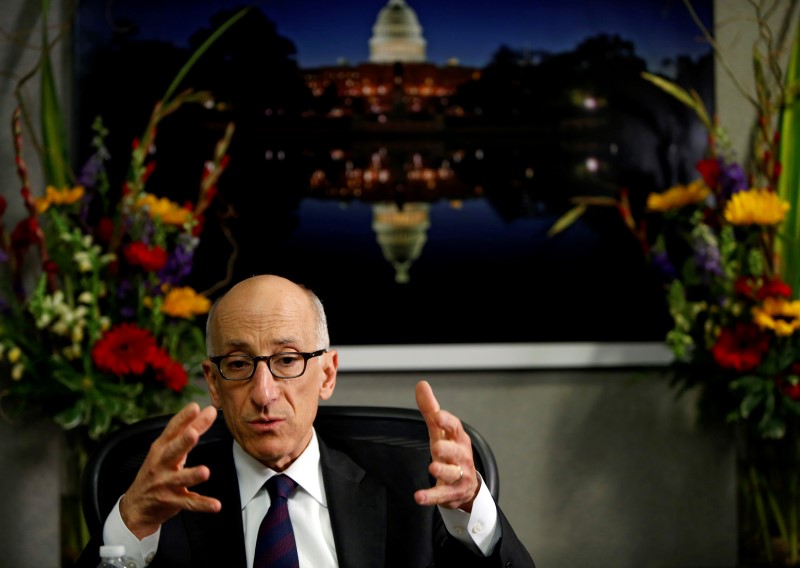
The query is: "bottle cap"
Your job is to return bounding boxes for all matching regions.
[100,545,126,557]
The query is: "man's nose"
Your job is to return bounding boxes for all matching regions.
[250,359,280,406]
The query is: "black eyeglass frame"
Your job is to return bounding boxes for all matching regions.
[209,349,327,381]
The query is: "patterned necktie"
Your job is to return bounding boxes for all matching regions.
[254,474,300,568]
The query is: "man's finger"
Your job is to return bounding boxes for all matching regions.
[180,492,222,513]
[162,402,202,440]
[415,380,443,441]
[161,405,218,465]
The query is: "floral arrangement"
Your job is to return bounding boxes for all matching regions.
[551,3,800,563]
[551,1,800,442]
[0,5,246,442]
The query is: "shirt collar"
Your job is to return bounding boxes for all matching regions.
[233,427,326,510]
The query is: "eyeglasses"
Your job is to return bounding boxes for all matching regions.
[209,349,327,381]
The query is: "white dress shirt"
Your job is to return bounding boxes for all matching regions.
[104,428,500,567]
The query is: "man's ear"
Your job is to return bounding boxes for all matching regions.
[203,359,222,408]
[319,349,338,401]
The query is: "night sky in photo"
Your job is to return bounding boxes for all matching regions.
[77,0,713,72]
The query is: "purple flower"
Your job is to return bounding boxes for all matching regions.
[718,159,747,199]
[651,250,677,281]
[78,153,105,189]
[158,237,197,286]
[693,234,724,280]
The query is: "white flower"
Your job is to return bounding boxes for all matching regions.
[74,251,93,272]
[52,320,69,336]
[62,345,82,360]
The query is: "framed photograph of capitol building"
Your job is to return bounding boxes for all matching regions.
[74,0,714,370]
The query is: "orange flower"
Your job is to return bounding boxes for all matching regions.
[161,287,211,319]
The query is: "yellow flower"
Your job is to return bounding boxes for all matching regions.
[33,185,85,213]
[161,287,212,319]
[646,179,710,212]
[752,297,800,336]
[135,193,193,226]
[724,188,789,225]
[7,346,21,364]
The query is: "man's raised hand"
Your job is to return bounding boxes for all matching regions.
[119,403,222,539]
[413,380,480,512]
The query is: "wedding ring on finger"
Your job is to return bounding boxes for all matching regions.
[452,464,463,484]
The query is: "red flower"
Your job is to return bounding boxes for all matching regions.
[734,277,754,298]
[711,323,771,372]
[42,260,59,275]
[91,323,157,375]
[10,217,42,249]
[733,277,792,301]
[696,158,720,189]
[192,214,206,237]
[156,359,189,392]
[123,241,168,272]
[95,217,115,243]
[756,278,792,300]
[783,382,800,401]
[149,347,189,391]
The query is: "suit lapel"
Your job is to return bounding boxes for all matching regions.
[184,439,248,568]
[320,439,387,568]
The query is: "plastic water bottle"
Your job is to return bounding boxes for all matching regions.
[97,545,137,568]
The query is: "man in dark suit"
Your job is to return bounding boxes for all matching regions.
[77,274,536,567]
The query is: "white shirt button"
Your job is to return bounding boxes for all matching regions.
[471,521,484,534]
[454,526,466,536]
[145,552,156,564]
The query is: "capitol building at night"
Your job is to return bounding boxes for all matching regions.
[302,0,479,119]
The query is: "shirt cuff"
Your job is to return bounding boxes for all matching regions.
[103,495,161,567]
[438,473,502,556]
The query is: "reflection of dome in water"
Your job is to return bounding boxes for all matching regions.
[372,202,430,283]
[369,0,427,63]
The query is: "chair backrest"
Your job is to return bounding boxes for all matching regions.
[81,405,499,535]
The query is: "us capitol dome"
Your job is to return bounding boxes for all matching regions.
[369,0,427,63]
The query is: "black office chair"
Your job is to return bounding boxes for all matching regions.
[80,405,499,535]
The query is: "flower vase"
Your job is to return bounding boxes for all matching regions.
[737,421,800,567]
[60,430,92,568]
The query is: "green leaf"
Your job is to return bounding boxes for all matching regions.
[160,7,249,109]
[547,204,587,237]
[642,71,713,131]
[54,400,86,431]
[760,417,786,439]
[778,15,800,299]
[740,390,765,419]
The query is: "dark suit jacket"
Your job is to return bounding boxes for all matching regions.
[77,429,535,568]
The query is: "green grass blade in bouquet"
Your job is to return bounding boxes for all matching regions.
[39,0,70,189]
[778,16,800,299]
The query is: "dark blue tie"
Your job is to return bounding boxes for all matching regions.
[254,474,300,568]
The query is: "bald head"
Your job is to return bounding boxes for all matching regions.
[205,275,329,357]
